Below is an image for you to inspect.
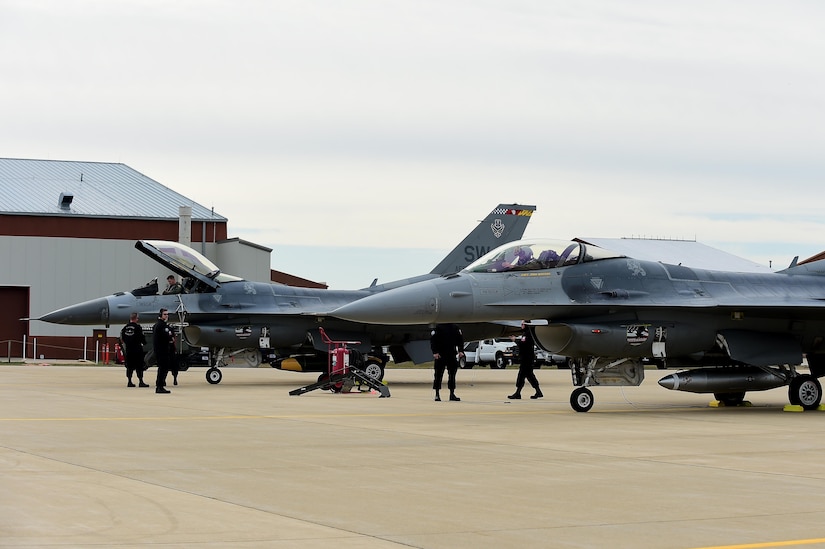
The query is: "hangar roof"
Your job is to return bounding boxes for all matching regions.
[576,237,772,273]
[0,157,226,221]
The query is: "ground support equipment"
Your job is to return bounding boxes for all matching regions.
[288,328,390,397]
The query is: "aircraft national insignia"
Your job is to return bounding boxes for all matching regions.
[590,277,603,290]
[491,219,505,238]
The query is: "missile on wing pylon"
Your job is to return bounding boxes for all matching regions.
[657,367,789,394]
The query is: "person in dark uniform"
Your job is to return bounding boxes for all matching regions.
[430,323,465,402]
[508,322,543,399]
[152,308,175,394]
[120,312,148,388]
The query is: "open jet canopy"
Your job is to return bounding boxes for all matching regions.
[465,239,624,273]
[136,240,243,293]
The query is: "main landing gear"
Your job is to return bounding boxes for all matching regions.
[568,357,645,412]
[788,374,822,410]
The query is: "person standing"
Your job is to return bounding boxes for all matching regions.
[120,312,148,388]
[430,323,465,402]
[152,308,175,394]
[508,322,543,400]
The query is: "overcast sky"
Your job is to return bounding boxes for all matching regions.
[3,1,824,288]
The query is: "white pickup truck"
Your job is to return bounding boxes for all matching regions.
[460,339,517,369]
[535,348,571,368]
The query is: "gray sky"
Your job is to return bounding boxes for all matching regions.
[3,1,824,288]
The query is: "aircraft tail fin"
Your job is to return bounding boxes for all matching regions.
[778,254,825,275]
[429,203,536,275]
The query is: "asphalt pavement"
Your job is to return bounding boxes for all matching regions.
[2,364,825,548]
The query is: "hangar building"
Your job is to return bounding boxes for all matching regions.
[0,157,323,360]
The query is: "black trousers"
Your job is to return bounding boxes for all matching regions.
[125,353,145,381]
[155,357,171,388]
[433,358,458,392]
[515,360,540,390]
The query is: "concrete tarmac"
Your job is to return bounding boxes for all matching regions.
[3,364,825,549]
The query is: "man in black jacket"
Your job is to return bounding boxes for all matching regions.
[430,323,465,402]
[120,312,148,388]
[508,322,543,400]
[152,308,175,394]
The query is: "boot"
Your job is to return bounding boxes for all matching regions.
[508,392,521,399]
[138,381,149,388]
[434,390,441,402]
[156,387,171,394]
[530,389,544,399]
[127,381,135,387]
[449,392,460,401]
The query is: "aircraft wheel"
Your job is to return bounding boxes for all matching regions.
[713,392,745,407]
[570,387,594,412]
[317,373,332,391]
[206,367,222,385]
[789,375,822,410]
[363,359,385,381]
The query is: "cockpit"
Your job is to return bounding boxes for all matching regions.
[131,240,244,296]
[464,239,624,273]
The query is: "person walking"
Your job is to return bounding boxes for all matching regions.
[508,322,543,400]
[152,308,175,394]
[120,312,149,387]
[430,323,465,402]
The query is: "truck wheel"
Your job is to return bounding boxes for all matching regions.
[495,353,506,369]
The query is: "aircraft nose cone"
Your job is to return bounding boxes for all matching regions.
[657,374,678,390]
[38,297,111,326]
[332,282,440,325]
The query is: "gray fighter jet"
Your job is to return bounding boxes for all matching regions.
[331,238,825,411]
[37,204,535,385]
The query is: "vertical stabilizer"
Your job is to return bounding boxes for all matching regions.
[430,204,536,275]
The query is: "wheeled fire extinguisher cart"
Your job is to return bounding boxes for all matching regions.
[289,327,390,397]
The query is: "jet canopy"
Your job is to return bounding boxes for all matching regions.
[465,239,623,273]
[135,240,243,294]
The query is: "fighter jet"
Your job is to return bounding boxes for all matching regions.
[331,238,825,412]
[37,204,535,385]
